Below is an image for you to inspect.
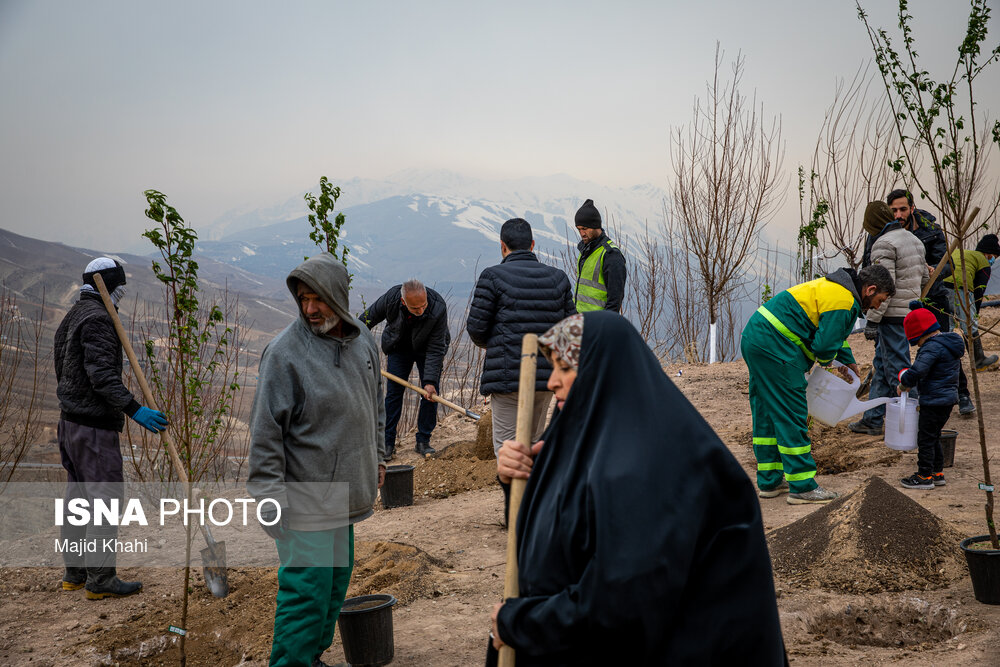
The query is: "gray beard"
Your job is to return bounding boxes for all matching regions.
[310,314,341,335]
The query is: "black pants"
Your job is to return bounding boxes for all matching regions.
[384,351,438,452]
[916,404,952,476]
[58,419,124,585]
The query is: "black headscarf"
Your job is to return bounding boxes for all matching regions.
[496,311,786,666]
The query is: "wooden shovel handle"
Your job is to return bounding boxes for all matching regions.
[380,369,481,420]
[498,333,538,667]
[92,273,189,486]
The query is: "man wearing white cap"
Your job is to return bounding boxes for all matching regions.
[54,257,168,599]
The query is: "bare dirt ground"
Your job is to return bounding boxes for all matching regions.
[3,314,1000,666]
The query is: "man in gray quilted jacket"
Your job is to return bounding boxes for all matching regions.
[850,202,929,435]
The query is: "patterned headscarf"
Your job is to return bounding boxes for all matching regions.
[538,313,584,371]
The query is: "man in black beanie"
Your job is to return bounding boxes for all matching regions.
[574,199,626,313]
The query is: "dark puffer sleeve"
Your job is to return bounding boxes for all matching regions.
[79,316,139,416]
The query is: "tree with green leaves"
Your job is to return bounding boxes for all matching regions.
[304,176,352,281]
[858,0,1000,548]
[796,166,830,280]
[141,189,247,664]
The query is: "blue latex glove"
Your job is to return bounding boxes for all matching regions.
[258,505,288,541]
[131,406,168,433]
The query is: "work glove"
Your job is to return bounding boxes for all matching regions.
[258,505,288,541]
[863,322,880,341]
[131,406,168,433]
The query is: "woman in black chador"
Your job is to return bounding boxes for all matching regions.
[490,311,787,666]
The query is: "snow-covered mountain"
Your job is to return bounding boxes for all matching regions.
[196,171,672,298]
[205,170,669,244]
[196,194,572,298]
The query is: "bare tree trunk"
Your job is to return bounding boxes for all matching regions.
[669,43,785,363]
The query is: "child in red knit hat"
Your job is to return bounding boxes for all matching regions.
[897,306,966,489]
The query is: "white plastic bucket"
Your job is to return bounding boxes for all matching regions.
[884,392,918,451]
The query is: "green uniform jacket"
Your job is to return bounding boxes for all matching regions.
[747,268,861,369]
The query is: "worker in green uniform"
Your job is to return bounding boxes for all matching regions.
[741,262,895,504]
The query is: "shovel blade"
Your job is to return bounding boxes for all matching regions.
[200,540,229,598]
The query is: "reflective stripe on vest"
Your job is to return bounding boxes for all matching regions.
[755,305,816,362]
[575,239,617,312]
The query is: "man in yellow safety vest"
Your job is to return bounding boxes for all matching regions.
[574,199,626,313]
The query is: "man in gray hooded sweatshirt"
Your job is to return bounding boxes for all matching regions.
[249,253,386,667]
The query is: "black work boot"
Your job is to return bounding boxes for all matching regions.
[415,441,436,457]
[62,567,86,591]
[85,568,142,600]
[973,337,999,370]
[958,392,976,415]
[383,445,396,462]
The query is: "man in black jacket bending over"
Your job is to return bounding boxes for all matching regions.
[54,257,168,599]
[466,218,576,477]
[362,280,450,458]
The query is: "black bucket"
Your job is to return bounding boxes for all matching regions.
[381,464,414,508]
[960,536,1000,604]
[338,594,397,666]
[941,429,958,468]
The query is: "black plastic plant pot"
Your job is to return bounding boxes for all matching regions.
[338,594,397,666]
[960,535,1000,604]
[381,464,415,508]
[940,429,958,468]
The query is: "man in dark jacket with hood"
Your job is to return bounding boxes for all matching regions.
[54,257,168,599]
[362,279,450,458]
[865,189,976,414]
[573,199,626,313]
[466,218,575,459]
[248,253,386,667]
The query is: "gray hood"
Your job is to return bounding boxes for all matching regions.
[286,253,364,358]
[286,253,359,336]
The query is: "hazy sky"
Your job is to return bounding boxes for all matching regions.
[1,0,997,252]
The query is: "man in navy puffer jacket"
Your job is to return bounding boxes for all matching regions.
[466,218,575,514]
[896,306,965,490]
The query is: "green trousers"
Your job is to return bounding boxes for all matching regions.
[741,317,819,494]
[269,525,354,667]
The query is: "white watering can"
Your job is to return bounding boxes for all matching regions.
[806,365,892,427]
[884,391,918,451]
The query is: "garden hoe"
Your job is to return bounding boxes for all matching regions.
[94,273,230,598]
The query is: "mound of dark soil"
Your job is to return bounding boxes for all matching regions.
[769,476,967,593]
[349,540,447,604]
[409,422,499,498]
[412,455,498,499]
